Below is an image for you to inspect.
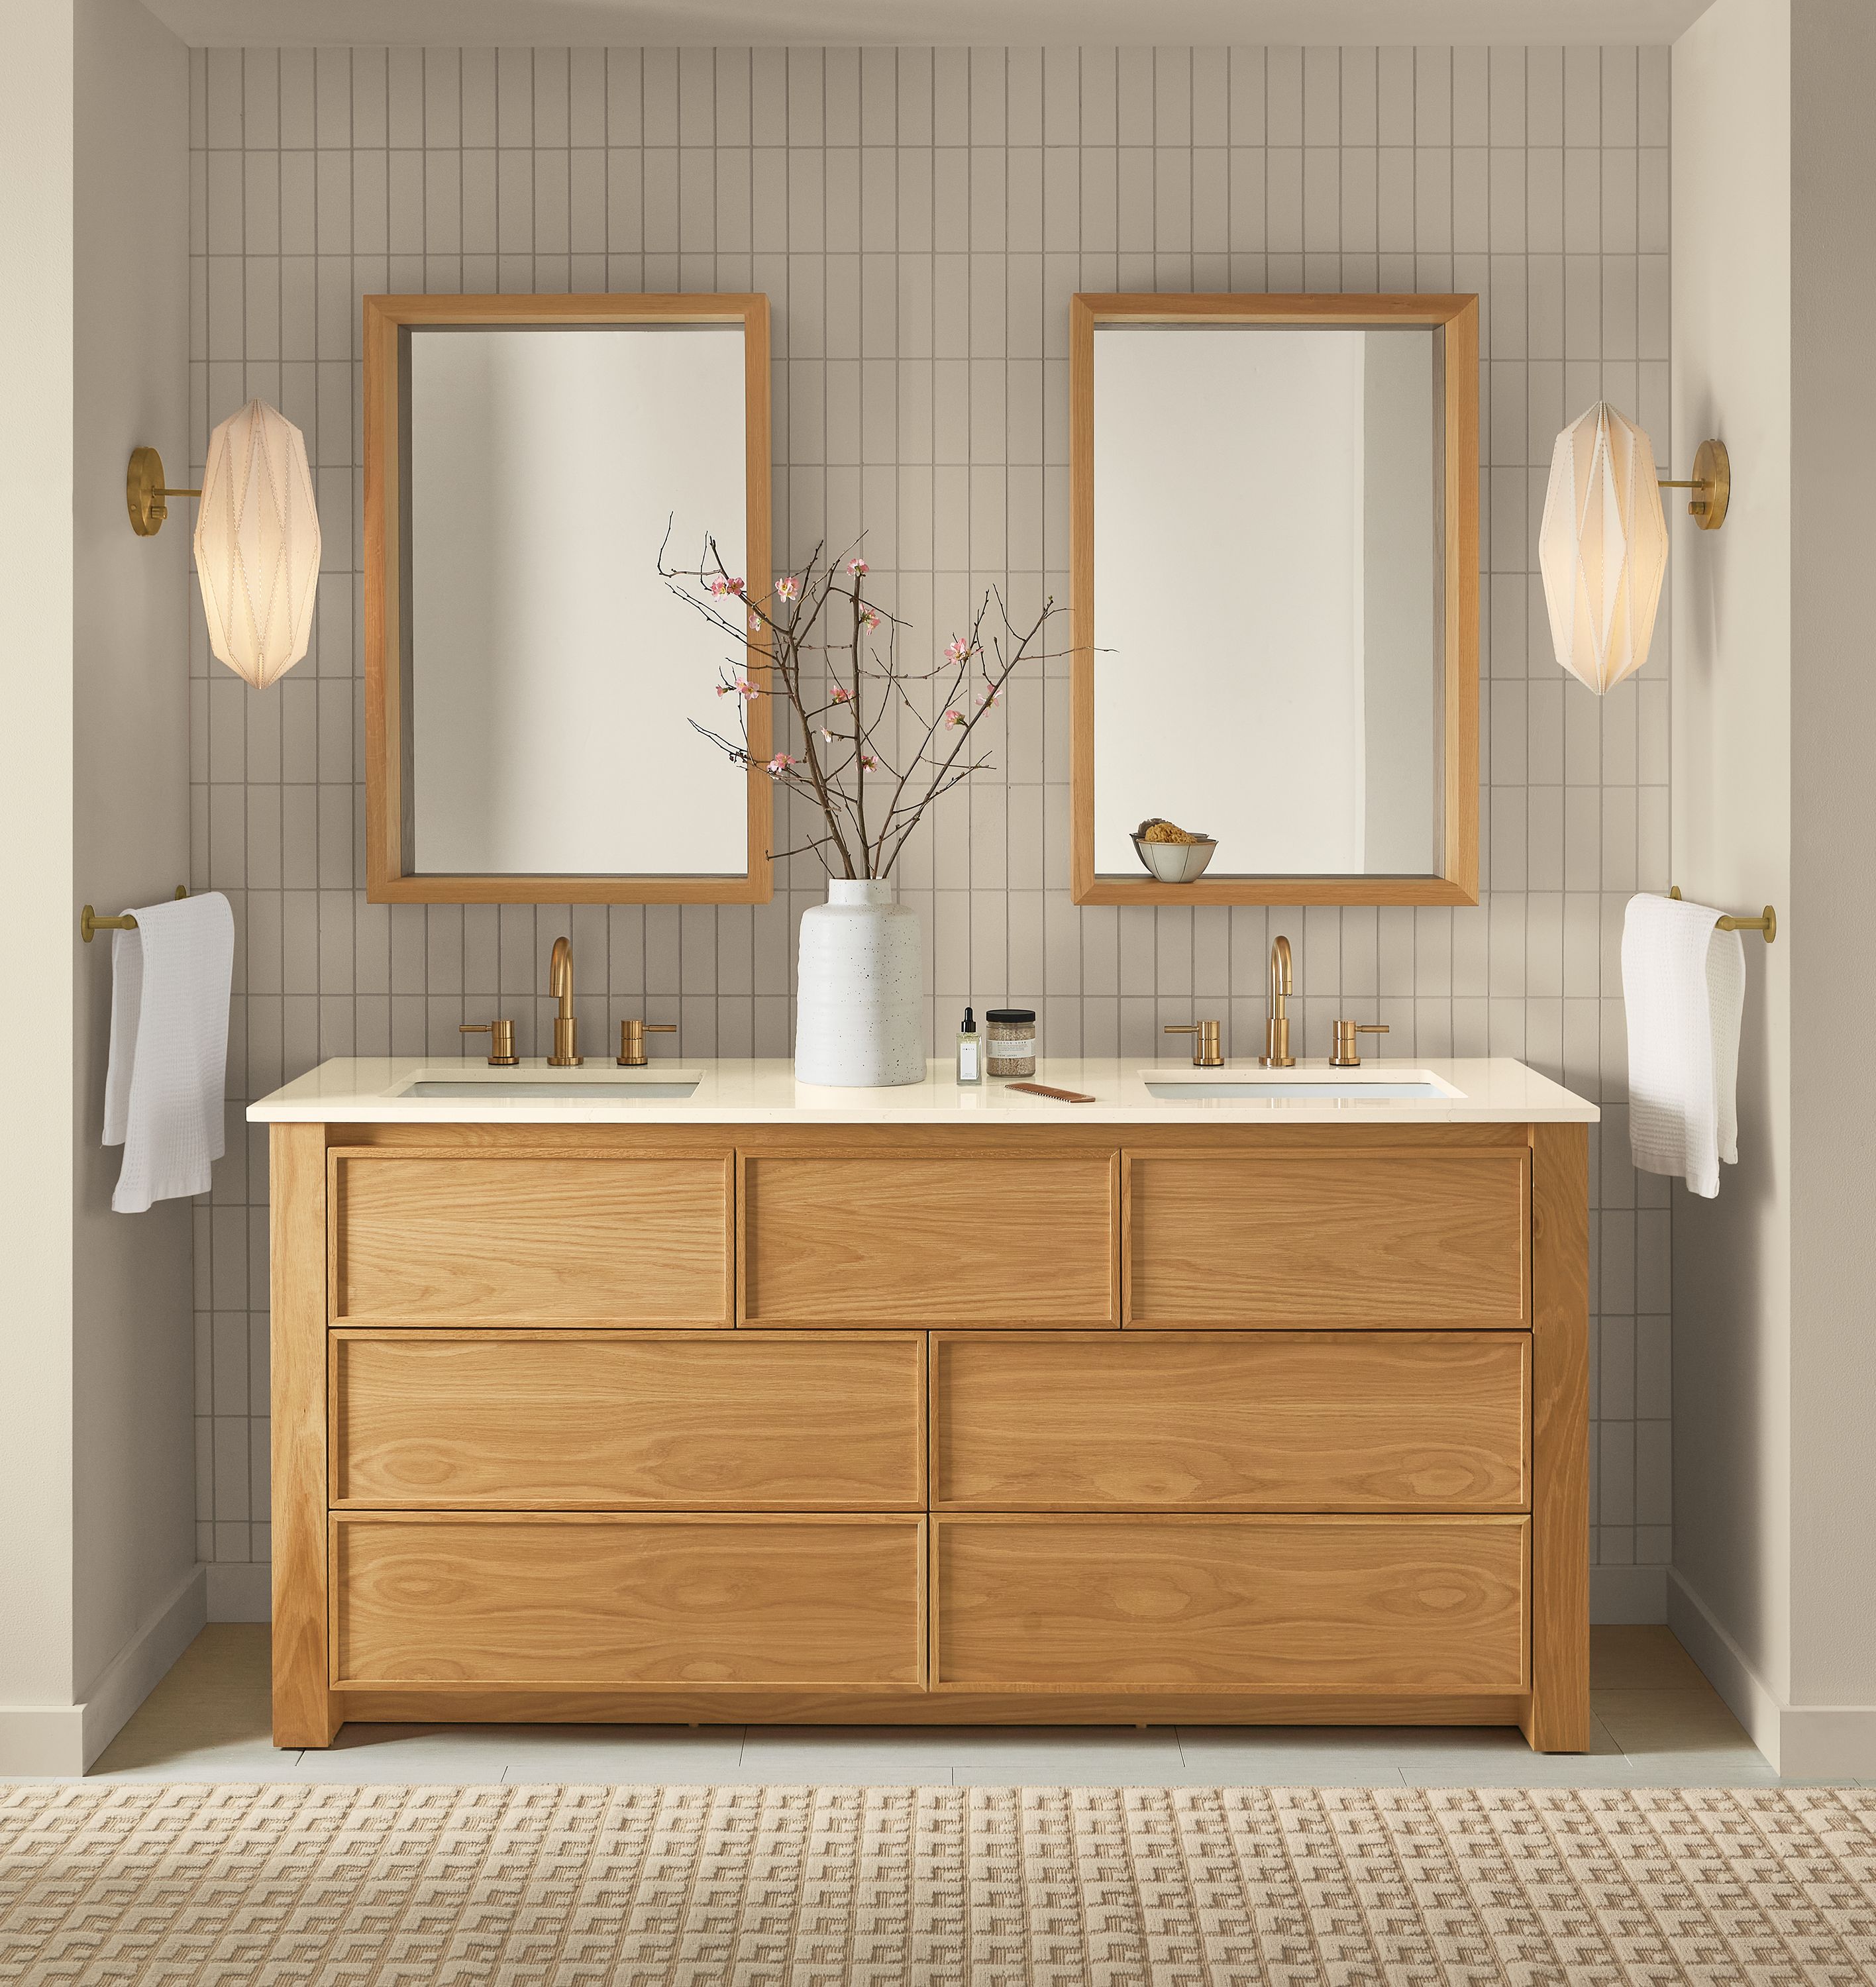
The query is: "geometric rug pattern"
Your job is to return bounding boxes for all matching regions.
[2,1782,1873,1984]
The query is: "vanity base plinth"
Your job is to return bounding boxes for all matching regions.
[322,1689,1530,1735]
[267,1107,1592,1756]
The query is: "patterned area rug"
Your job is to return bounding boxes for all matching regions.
[3,1783,1873,1983]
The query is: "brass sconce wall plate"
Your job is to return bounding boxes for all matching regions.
[126,446,199,536]
[1661,437,1730,531]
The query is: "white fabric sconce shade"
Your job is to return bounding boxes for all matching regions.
[191,399,321,689]
[1537,401,1669,697]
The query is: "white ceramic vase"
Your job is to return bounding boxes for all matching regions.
[794,878,925,1087]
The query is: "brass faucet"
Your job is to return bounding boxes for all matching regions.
[1329,1019,1390,1067]
[1260,935,1295,1068]
[548,936,582,1066]
[1164,1020,1224,1067]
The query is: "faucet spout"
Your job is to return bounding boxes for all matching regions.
[547,937,582,1066]
[1259,935,1296,1068]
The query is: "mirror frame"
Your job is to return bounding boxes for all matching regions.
[1069,292,1479,907]
[362,292,772,905]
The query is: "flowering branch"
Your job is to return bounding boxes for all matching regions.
[659,529,1065,880]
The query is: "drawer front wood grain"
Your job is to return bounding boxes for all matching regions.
[932,1331,1529,1511]
[333,1331,924,1509]
[333,1515,926,1688]
[741,1154,1118,1326]
[1127,1149,1529,1327]
[330,1152,732,1325]
[934,1516,1528,1691]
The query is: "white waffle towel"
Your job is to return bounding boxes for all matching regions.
[1620,892,1746,1198]
[103,892,234,1213]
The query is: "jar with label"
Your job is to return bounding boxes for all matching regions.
[984,1007,1037,1078]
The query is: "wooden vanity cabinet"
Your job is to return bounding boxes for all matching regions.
[272,1118,1587,1751]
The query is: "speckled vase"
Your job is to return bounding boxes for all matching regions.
[794,878,924,1087]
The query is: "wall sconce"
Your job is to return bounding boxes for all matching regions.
[127,398,322,690]
[1537,401,1730,697]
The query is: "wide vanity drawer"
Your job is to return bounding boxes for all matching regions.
[329,1151,733,1325]
[933,1516,1528,1691]
[932,1331,1529,1511]
[333,1331,924,1509]
[333,1515,926,1688]
[741,1153,1119,1326]
[1126,1148,1529,1327]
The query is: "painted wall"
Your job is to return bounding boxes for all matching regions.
[0,0,80,1766]
[71,0,199,1743]
[189,40,1675,1621]
[1667,0,1793,1712]
[0,0,196,1774]
[1787,0,1876,1711]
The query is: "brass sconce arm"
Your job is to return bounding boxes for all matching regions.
[1657,438,1730,529]
[126,446,200,536]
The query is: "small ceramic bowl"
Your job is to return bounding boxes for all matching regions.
[1131,833,1218,884]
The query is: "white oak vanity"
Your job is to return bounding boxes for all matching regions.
[252,1054,1596,1754]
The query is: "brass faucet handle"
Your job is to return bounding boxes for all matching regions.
[1165,1021,1224,1068]
[460,1019,519,1066]
[1329,1019,1389,1068]
[617,1019,678,1067]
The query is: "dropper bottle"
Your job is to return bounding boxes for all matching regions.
[957,1006,981,1084]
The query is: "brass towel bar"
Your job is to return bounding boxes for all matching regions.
[1668,885,1777,943]
[81,887,189,944]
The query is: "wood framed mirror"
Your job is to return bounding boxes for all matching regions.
[1070,293,1478,907]
[363,293,771,904]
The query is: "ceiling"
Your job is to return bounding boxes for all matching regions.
[140,0,1716,49]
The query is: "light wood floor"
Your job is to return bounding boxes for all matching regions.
[5,1625,1824,1787]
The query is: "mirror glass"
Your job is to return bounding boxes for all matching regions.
[403,323,748,877]
[1092,323,1444,878]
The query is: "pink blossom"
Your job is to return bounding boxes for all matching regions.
[736,679,760,700]
[775,575,800,601]
[860,609,882,631]
[978,684,1001,708]
[766,752,798,776]
[749,613,763,633]
[859,752,878,771]
[945,636,973,664]
[847,557,869,577]
[829,685,852,704]
[820,727,835,743]
[944,709,965,729]
[708,575,746,597]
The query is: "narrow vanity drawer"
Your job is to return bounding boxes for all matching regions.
[741,1153,1119,1327]
[332,1330,924,1509]
[931,1331,1529,1511]
[933,1515,1528,1692]
[1126,1148,1529,1327]
[329,1151,732,1325]
[333,1515,926,1688]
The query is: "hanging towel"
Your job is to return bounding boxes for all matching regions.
[1620,892,1746,1198]
[103,892,235,1213]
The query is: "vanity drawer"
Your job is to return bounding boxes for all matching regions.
[931,1331,1529,1511]
[741,1153,1120,1327]
[333,1515,926,1688]
[332,1330,924,1509]
[329,1151,733,1326]
[933,1515,1528,1692]
[1125,1148,1529,1327]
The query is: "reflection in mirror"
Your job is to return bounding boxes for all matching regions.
[407,324,747,877]
[1092,324,1441,878]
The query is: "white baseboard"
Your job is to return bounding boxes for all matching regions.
[1669,1568,1876,1778]
[1592,1564,1667,1623]
[206,1560,271,1623]
[0,1563,206,1777]
[79,1563,206,1769]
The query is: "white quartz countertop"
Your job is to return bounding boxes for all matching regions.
[246,1056,1599,1125]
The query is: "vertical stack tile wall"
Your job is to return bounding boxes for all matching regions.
[189,42,1673,1609]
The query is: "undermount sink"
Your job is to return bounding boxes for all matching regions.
[1142,1066,1459,1103]
[395,1067,702,1101]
